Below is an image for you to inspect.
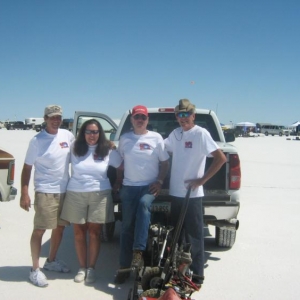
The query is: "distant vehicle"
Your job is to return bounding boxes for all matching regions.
[0,146,17,201]
[25,118,44,127]
[60,118,74,131]
[35,118,74,132]
[6,121,33,130]
[261,124,290,136]
[35,122,46,132]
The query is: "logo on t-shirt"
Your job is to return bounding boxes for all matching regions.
[60,142,69,148]
[185,141,192,148]
[139,143,151,150]
[93,154,104,161]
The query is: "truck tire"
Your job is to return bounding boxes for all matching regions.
[215,227,236,248]
[141,267,162,291]
[265,131,268,136]
[100,221,115,242]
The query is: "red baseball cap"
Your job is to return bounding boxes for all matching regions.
[131,105,148,116]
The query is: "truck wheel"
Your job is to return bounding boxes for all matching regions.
[140,289,164,297]
[279,132,282,136]
[215,227,236,248]
[265,131,268,136]
[100,221,115,242]
[141,267,162,291]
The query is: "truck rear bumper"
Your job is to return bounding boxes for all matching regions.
[204,203,240,221]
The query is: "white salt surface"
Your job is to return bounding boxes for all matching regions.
[0,129,300,300]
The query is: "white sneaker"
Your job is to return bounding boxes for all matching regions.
[74,268,86,283]
[43,258,70,273]
[29,268,48,287]
[86,268,96,283]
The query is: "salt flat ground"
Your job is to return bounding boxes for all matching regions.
[0,130,300,300]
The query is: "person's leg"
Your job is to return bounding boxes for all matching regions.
[183,197,205,282]
[119,185,139,268]
[133,186,155,251]
[170,196,185,246]
[48,225,65,261]
[87,223,101,268]
[30,229,46,270]
[29,229,48,287]
[84,222,101,284]
[73,223,88,268]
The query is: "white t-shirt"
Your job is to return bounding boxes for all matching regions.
[25,129,75,193]
[164,125,219,198]
[67,144,122,192]
[119,131,169,186]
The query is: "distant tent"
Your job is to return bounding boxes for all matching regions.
[235,122,256,127]
[290,121,300,127]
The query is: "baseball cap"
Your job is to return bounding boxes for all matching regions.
[131,105,148,116]
[174,99,195,113]
[44,105,63,117]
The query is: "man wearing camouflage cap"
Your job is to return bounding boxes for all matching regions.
[20,105,74,287]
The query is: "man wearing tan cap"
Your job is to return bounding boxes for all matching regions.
[164,99,227,289]
[20,105,74,287]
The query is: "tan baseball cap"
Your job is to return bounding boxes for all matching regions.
[44,105,63,117]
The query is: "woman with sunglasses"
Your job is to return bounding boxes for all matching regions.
[114,105,169,284]
[61,119,122,284]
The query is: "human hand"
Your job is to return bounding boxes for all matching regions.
[184,178,204,191]
[20,194,31,211]
[149,181,162,197]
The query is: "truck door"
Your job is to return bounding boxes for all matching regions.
[73,111,118,139]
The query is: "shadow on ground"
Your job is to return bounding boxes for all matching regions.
[0,222,233,299]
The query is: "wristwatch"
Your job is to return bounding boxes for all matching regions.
[157,179,163,185]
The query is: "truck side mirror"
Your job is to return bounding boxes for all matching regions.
[224,132,235,142]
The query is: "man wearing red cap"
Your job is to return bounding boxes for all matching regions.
[114,105,169,284]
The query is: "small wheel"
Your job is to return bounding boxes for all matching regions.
[141,267,162,290]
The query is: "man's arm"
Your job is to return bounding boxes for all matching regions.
[20,163,32,211]
[186,149,227,190]
[112,162,124,193]
[149,159,170,196]
[156,159,169,184]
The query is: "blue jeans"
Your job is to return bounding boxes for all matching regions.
[170,196,205,283]
[119,185,155,267]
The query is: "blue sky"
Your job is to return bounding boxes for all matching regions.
[1,0,299,126]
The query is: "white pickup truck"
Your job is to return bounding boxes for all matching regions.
[0,147,17,201]
[73,107,241,248]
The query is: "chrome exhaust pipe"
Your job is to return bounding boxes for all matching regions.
[206,219,239,230]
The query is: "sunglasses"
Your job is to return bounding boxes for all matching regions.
[176,112,192,118]
[133,114,147,121]
[85,130,100,135]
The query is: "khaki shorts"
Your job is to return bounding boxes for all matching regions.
[33,192,69,230]
[60,190,115,224]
